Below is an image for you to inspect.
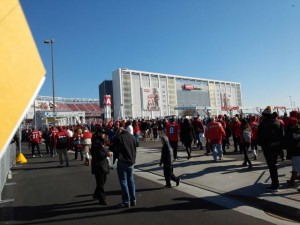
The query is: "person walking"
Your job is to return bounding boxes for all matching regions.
[240,119,253,169]
[249,116,259,160]
[73,128,83,161]
[50,126,58,157]
[193,116,204,150]
[29,127,42,157]
[82,127,92,166]
[159,136,180,188]
[180,118,196,160]
[257,106,284,192]
[284,112,300,186]
[91,128,113,205]
[42,126,51,154]
[165,118,180,161]
[55,126,70,167]
[231,116,241,153]
[205,117,226,161]
[111,127,137,208]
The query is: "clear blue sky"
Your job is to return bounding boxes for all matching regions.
[20,0,300,108]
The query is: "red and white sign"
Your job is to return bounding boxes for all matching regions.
[103,95,112,106]
[182,84,202,90]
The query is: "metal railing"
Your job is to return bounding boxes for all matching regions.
[0,143,16,201]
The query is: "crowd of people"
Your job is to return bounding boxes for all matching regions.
[20,105,300,206]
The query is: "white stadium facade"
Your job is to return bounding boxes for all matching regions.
[105,68,243,119]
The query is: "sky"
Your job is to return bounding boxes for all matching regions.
[20,0,300,108]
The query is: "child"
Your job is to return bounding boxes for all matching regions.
[159,136,180,188]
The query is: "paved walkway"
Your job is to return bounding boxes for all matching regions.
[135,142,300,221]
[1,141,300,224]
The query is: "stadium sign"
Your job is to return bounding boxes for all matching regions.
[182,84,203,90]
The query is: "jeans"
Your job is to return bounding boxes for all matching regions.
[211,143,223,161]
[263,149,280,188]
[117,161,136,205]
[57,148,69,166]
[195,133,203,149]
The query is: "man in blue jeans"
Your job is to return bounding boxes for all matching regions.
[111,127,137,208]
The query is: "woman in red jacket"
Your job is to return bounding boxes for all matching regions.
[231,116,241,153]
[132,120,140,147]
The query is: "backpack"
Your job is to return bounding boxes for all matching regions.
[56,135,68,149]
[243,129,251,144]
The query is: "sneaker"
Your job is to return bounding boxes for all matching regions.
[130,200,136,207]
[39,154,42,158]
[118,203,130,208]
[164,185,172,188]
[32,155,35,158]
[176,178,181,186]
[248,164,253,169]
[287,180,295,186]
[267,186,279,192]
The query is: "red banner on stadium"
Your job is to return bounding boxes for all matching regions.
[103,95,112,106]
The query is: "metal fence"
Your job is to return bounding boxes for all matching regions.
[0,143,16,201]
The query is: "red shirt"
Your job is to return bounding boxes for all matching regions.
[231,121,241,137]
[29,130,42,144]
[205,121,225,144]
[166,122,179,142]
[249,121,259,140]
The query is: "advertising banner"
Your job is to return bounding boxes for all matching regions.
[141,87,160,111]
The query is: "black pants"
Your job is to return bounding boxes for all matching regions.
[31,143,41,155]
[241,143,251,166]
[263,149,280,188]
[163,165,179,187]
[233,135,240,152]
[169,140,178,159]
[93,173,107,202]
[45,142,50,153]
[74,146,83,160]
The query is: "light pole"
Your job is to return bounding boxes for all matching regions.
[289,96,293,107]
[44,39,56,126]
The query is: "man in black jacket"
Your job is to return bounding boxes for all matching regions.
[91,128,113,205]
[111,127,137,208]
[257,106,284,192]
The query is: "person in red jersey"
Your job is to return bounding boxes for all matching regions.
[249,116,259,160]
[29,127,42,157]
[193,116,204,150]
[273,111,285,161]
[216,115,227,154]
[55,126,70,167]
[231,116,241,153]
[73,128,83,161]
[165,118,180,161]
[50,126,59,157]
[82,127,93,166]
[205,117,226,161]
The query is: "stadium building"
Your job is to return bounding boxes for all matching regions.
[105,68,243,119]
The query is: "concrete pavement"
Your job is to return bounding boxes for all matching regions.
[136,140,300,221]
[1,140,300,224]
